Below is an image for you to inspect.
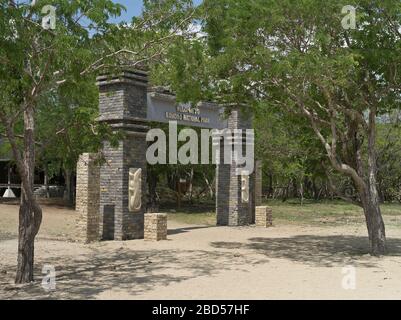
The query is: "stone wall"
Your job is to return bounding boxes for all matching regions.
[255,206,273,228]
[96,71,257,235]
[97,71,148,121]
[76,153,100,243]
[99,135,148,241]
[216,106,255,226]
[255,160,263,207]
[97,70,149,241]
[144,213,167,241]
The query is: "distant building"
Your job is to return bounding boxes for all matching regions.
[0,138,65,199]
[0,137,18,197]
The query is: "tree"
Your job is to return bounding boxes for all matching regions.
[0,0,127,284]
[35,82,120,205]
[0,0,197,283]
[254,104,329,202]
[156,0,400,255]
[376,114,401,202]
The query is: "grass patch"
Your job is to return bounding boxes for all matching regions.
[167,211,216,225]
[164,200,401,227]
[265,200,401,227]
[266,199,363,226]
[266,200,401,227]
[161,203,216,225]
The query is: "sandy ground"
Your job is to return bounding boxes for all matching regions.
[1,204,401,300]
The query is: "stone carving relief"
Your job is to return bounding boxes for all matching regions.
[241,173,249,204]
[129,168,142,212]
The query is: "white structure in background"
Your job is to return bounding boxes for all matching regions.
[3,187,16,198]
[2,167,16,198]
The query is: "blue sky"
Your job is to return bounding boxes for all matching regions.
[111,0,144,22]
[111,0,203,22]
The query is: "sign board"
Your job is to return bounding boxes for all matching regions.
[147,92,228,129]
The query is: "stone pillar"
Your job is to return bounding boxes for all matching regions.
[144,213,168,241]
[255,206,273,227]
[97,70,149,241]
[255,160,263,206]
[215,106,255,226]
[76,153,100,243]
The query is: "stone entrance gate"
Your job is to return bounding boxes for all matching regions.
[76,70,262,242]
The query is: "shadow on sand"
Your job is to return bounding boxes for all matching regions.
[211,235,401,267]
[167,226,213,235]
[0,245,267,300]
[2,234,401,299]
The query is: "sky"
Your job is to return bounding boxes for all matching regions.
[17,0,202,25]
[111,0,144,22]
[111,0,203,23]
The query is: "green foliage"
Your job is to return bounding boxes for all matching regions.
[0,0,128,180]
[0,0,197,178]
[153,0,401,203]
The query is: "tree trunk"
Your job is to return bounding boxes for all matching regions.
[188,168,194,204]
[267,173,273,198]
[15,105,42,283]
[299,179,304,205]
[363,107,386,255]
[282,182,289,202]
[64,169,73,206]
[147,170,158,211]
[16,197,35,283]
[203,173,214,200]
[312,178,319,201]
[360,190,386,256]
[354,105,386,256]
[291,178,297,198]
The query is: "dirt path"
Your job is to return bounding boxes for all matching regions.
[1,204,401,299]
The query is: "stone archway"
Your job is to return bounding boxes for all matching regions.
[76,70,262,242]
